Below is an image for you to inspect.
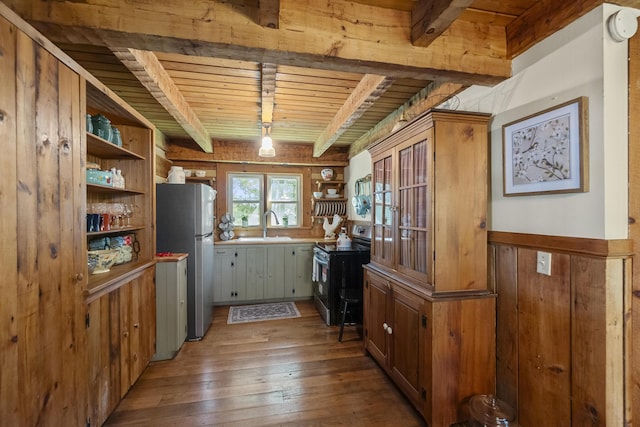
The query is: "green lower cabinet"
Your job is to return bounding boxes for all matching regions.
[213,243,314,304]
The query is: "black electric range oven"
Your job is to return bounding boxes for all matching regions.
[312,223,371,325]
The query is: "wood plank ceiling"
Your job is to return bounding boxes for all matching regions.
[6,0,628,157]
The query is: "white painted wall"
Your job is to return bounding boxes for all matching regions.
[451,4,632,239]
[345,150,372,221]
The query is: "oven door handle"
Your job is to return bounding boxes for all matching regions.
[313,255,329,267]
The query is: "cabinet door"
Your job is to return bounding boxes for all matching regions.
[294,245,313,297]
[118,282,132,398]
[177,258,188,344]
[389,284,424,409]
[213,248,236,302]
[284,245,297,297]
[364,270,390,366]
[371,153,395,268]
[284,244,314,298]
[245,246,264,300]
[396,131,433,285]
[233,248,247,299]
[265,246,286,299]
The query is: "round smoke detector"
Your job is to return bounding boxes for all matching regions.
[608,9,638,42]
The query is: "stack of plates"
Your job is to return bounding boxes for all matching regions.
[325,193,341,199]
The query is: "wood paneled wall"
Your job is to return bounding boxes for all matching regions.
[0,14,88,425]
[490,232,631,426]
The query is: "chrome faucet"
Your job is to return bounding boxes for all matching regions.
[263,210,280,238]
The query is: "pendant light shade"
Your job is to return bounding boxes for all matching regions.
[392,112,408,133]
[259,125,276,157]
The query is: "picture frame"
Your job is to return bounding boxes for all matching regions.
[502,97,589,196]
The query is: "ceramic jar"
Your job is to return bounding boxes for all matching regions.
[110,126,122,147]
[167,166,185,184]
[91,114,113,142]
[86,114,93,133]
[321,168,334,181]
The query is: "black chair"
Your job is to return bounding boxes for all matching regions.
[338,288,361,342]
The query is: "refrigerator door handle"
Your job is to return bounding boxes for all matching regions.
[196,232,213,238]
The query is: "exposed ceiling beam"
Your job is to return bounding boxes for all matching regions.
[111,48,212,152]
[258,0,280,29]
[10,0,510,85]
[412,0,475,47]
[313,74,395,157]
[349,81,466,157]
[260,63,277,129]
[506,0,602,59]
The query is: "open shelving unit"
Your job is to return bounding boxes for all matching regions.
[312,180,348,220]
[85,84,155,300]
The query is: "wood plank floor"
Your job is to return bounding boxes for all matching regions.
[105,299,426,426]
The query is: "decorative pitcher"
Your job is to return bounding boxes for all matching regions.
[167,166,185,184]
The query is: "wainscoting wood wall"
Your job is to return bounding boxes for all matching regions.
[489,231,632,426]
[628,27,640,424]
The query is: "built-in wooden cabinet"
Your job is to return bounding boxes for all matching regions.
[0,8,156,426]
[213,243,314,304]
[365,109,496,425]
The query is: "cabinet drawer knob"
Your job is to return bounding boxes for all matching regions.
[386,326,393,335]
[133,323,139,328]
[123,331,129,338]
[383,322,388,331]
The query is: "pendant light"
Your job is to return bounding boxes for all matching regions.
[259,124,275,157]
[392,112,408,132]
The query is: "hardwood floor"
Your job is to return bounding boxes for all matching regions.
[104,300,426,426]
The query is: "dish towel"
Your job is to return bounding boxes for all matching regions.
[312,256,318,282]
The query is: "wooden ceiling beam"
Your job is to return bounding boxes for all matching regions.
[412,0,475,47]
[313,74,394,157]
[111,48,212,152]
[261,63,277,129]
[9,0,510,85]
[506,0,603,59]
[258,0,280,29]
[349,81,465,157]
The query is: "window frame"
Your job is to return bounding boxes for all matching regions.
[227,172,302,228]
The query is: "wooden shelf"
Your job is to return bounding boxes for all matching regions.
[87,132,146,160]
[87,183,146,194]
[312,215,348,221]
[87,225,145,237]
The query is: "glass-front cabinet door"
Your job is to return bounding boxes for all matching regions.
[372,154,394,268]
[396,130,433,284]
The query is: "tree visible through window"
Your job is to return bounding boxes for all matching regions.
[268,176,299,226]
[230,174,262,226]
[229,173,301,227]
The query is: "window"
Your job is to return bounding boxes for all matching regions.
[229,173,301,227]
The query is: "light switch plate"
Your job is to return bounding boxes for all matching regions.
[536,251,552,276]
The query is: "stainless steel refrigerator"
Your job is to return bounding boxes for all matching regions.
[156,183,216,340]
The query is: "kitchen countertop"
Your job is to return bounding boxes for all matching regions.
[216,238,327,245]
[155,252,189,262]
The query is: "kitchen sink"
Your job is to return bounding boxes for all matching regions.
[237,236,293,242]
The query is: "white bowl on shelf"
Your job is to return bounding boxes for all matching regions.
[183,169,192,177]
[313,191,323,199]
[195,170,206,177]
[326,188,337,195]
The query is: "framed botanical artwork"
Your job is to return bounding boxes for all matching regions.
[502,97,589,196]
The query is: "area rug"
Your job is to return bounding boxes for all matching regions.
[227,301,301,324]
